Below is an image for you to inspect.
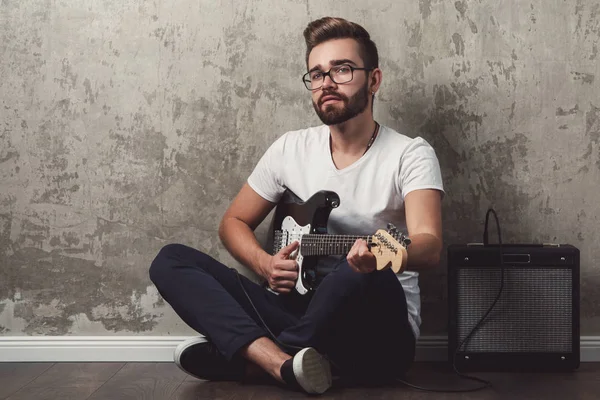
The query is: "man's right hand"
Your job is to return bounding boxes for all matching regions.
[262,241,300,294]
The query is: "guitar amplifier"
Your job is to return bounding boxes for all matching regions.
[448,244,580,371]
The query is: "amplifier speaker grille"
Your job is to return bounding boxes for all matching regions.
[457,267,572,353]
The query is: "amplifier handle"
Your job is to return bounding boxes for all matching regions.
[503,254,531,264]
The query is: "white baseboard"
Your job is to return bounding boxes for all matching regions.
[0,336,191,362]
[0,336,599,362]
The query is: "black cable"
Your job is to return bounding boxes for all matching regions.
[234,270,304,353]
[234,270,343,375]
[394,208,504,392]
[235,209,504,393]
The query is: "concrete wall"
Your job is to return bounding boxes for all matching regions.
[1,0,599,337]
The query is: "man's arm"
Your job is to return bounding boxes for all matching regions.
[218,183,300,293]
[218,183,275,274]
[404,188,443,270]
[347,188,443,273]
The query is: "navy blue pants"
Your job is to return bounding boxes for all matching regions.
[149,243,416,382]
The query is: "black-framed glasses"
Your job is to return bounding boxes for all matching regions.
[302,64,373,90]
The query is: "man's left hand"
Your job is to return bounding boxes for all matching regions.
[347,239,376,273]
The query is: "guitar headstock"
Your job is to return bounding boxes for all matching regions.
[370,224,411,274]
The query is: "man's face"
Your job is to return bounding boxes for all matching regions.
[307,39,371,126]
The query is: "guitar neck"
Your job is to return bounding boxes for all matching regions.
[299,234,373,256]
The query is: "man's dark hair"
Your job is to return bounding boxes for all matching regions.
[303,17,379,69]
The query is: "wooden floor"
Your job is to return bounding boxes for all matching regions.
[0,362,599,399]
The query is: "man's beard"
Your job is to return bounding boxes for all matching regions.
[312,83,370,126]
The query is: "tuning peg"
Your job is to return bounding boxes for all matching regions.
[387,223,399,233]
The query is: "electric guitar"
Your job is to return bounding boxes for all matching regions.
[267,190,411,295]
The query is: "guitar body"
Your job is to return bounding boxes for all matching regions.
[269,190,340,294]
[268,190,409,295]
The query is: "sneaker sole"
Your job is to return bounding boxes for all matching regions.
[174,336,209,378]
[293,347,332,394]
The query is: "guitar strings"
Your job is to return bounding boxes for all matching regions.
[276,231,406,258]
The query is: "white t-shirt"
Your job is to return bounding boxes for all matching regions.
[247,124,445,339]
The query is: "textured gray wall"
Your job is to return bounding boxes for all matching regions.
[1,0,599,337]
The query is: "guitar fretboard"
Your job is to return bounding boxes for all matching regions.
[299,234,373,256]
